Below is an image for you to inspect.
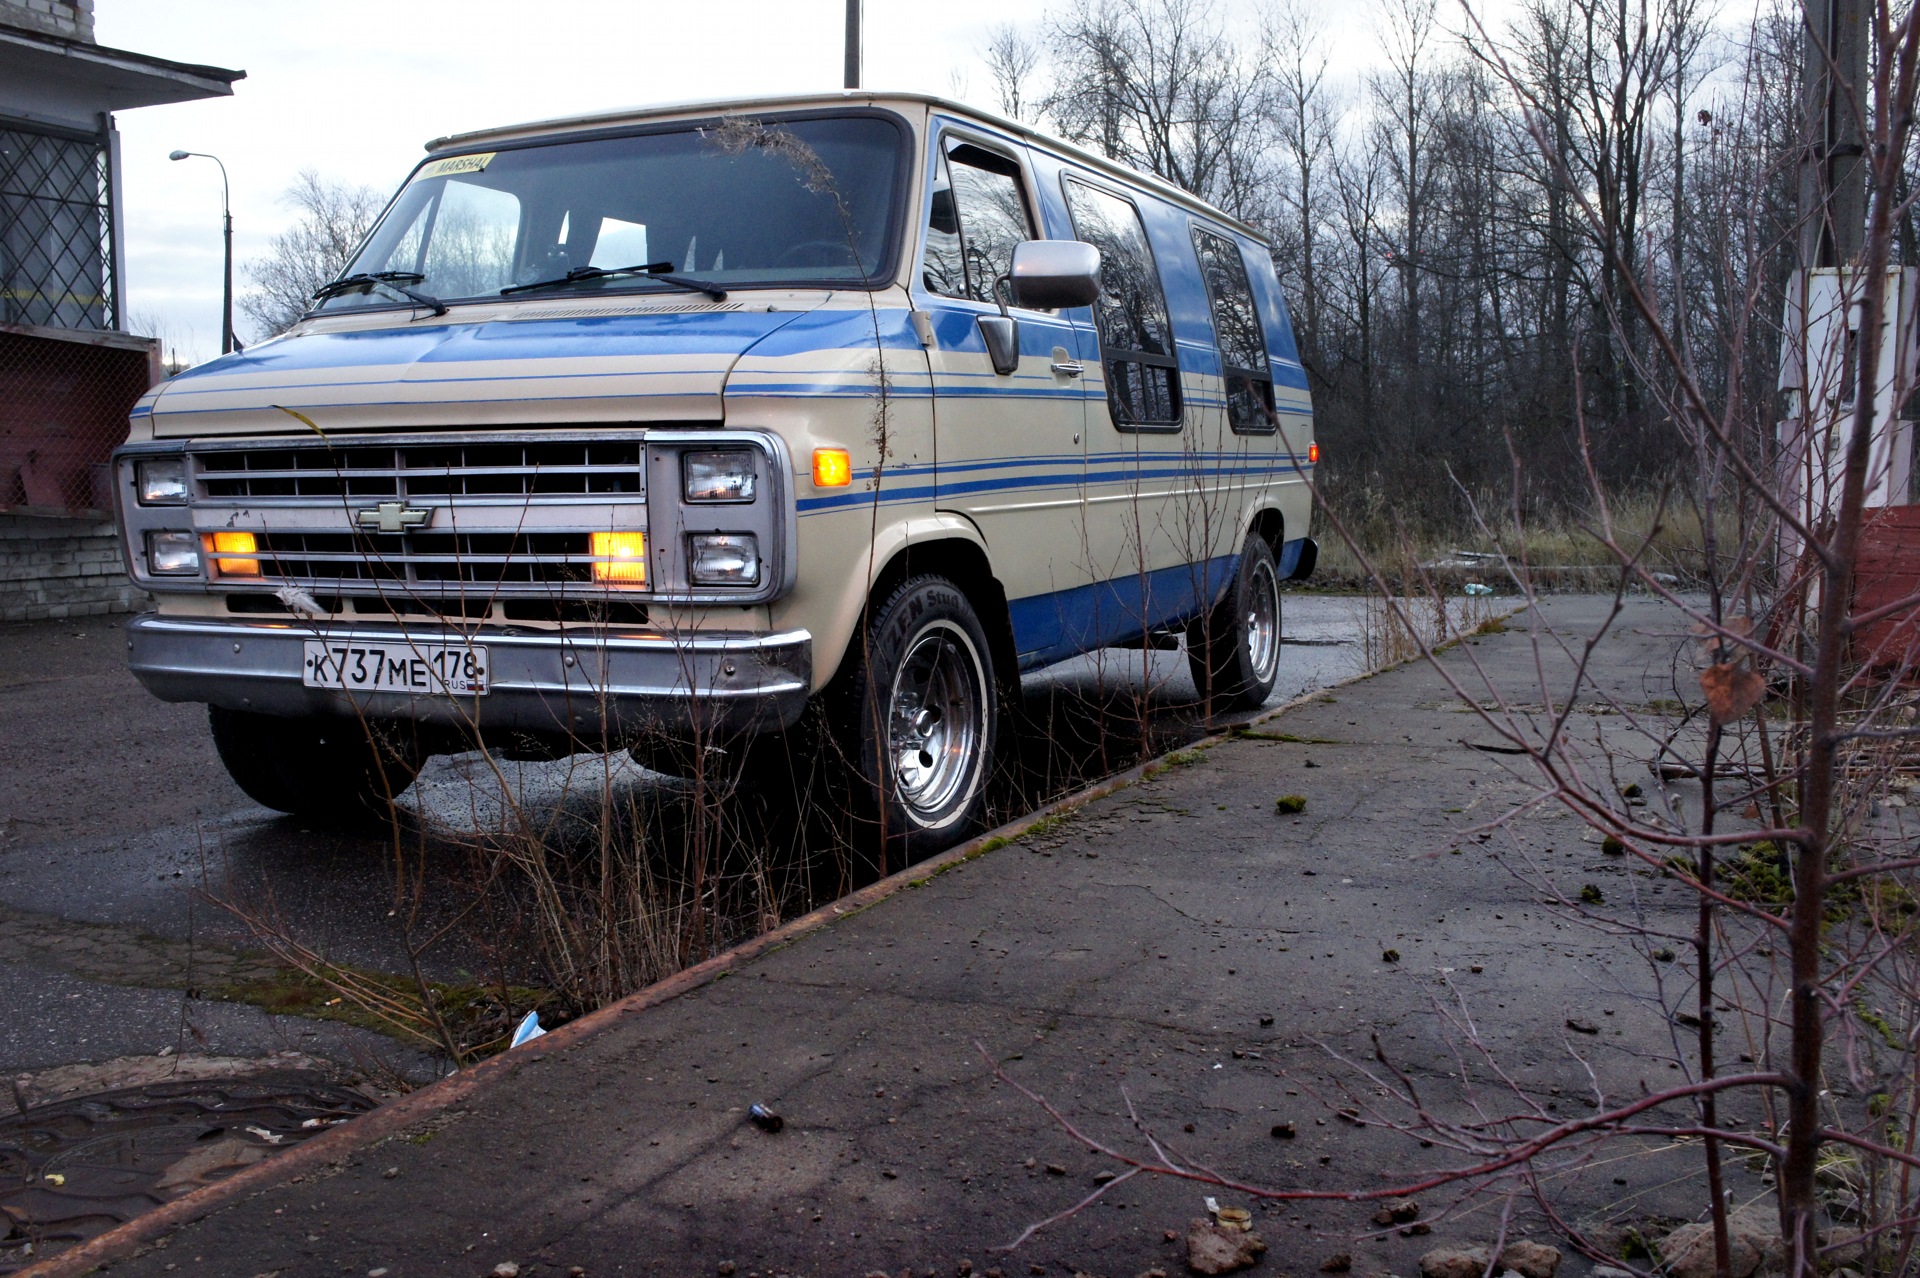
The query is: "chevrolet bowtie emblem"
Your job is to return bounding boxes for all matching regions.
[354,501,432,534]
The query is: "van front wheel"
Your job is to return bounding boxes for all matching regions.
[839,575,999,865]
[1188,534,1283,715]
[208,708,421,825]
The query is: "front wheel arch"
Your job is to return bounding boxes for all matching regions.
[855,535,1019,693]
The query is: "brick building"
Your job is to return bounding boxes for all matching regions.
[1,0,240,620]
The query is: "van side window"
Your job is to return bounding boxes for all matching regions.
[1192,228,1275,434]
[1064,180,1180,428]
[922,141,1033,305]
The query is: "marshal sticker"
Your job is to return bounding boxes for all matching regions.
[415,151,495,181]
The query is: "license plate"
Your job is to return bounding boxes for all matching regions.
[302,640,490,696]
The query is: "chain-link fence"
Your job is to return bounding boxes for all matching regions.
[0,323,153,621]
[3,111,154,518]
[1,322,155,514]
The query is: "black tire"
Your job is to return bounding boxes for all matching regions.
[835,574,1000,867]
[208,707,422,824]
[1187,533,1283,715]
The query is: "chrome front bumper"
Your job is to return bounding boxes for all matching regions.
[126,614,813,740]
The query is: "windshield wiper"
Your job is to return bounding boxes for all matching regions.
[499,261,728,302]
[312,271,449,316]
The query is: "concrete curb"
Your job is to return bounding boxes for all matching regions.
[28,649,1409,1278]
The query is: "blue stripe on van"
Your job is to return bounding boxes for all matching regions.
[795,455,1310,512]
[726,308,927,355]
[784,449,1298,491]
[162,309,814,381]
[1006,536,1311,668]
[1277,538,1307,578]
[1009,554,1239,668]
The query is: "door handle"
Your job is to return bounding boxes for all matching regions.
[1050,359,1085,378]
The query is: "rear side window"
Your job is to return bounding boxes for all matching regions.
[1064,179,1181,429]
[1192,228,1275,434]
[922,141,1034,305]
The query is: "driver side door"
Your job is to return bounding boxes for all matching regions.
[916,125,1095,668]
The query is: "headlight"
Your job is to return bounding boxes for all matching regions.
[688,533,760,586]
[136,458,188,505]
[146,530,201,575]
[682,451,757,503]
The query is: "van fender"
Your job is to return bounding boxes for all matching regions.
[805,511,995,691]
[1237,483,1315,582]
[1240,498,1285,559]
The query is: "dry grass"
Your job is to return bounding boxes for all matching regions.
[1313,488,1741,593]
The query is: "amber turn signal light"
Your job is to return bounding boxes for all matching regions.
[590,531,647,584]
[1307,442,1320,465]
[812,447,852,488]
[207,531,259,577]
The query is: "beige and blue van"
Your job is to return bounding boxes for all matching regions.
[113,92,1316,857]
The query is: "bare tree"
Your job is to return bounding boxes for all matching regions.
[982,23,1046,122]
[1264,0,1339,372]
[1042,0,1276,220]
[1328,130,1389,463]
[238,169,386,340]
[1495,0,1705,472]
[1373,0,1443,410]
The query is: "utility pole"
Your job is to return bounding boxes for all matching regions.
[844,0,862,90]
[1798,0,1868,269]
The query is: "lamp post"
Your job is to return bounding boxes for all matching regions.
[168,149,236,356]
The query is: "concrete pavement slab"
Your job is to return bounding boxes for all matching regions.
[58,595,1749,1278]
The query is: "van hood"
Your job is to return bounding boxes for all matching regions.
[139,301,815,438]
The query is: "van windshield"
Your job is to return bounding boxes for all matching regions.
[316,114,905,313]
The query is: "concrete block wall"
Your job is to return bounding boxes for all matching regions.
[0,513,142,622]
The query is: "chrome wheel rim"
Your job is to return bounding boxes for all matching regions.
[887,620,987,826]
[1244,557,1281,686]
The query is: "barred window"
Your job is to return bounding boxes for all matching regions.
[0,121,114,331]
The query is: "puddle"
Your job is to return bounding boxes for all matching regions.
[0,1068,376,1270]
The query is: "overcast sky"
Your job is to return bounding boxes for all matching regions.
[96,0,1398,364]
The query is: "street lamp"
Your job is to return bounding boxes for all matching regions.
[168,149,237,356]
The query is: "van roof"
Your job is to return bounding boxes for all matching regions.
[427,90,1272,248]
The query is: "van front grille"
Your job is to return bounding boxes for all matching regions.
[246,531,598,587]
[193,438,644,501]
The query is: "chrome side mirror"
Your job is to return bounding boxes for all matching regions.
[1008,240,1102,310]
[975,240,1102,377]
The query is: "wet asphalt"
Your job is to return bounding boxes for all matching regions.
[0,594,1379,1082]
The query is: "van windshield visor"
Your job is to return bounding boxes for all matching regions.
[317,114,905,313]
